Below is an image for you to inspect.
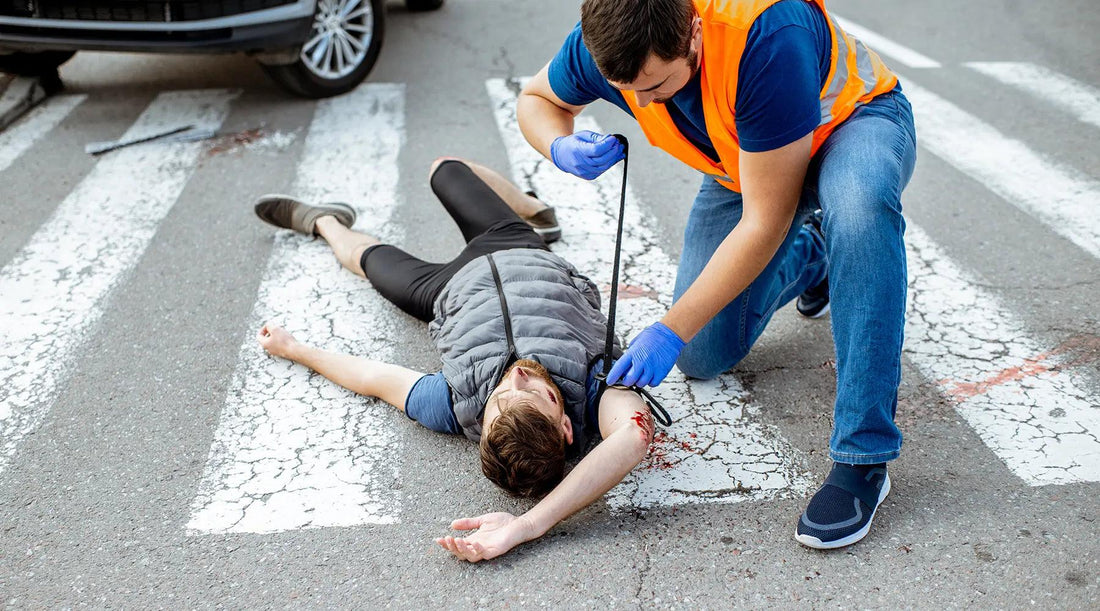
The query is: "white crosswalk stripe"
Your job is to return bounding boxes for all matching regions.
[0,94,85,174]
[833,16,941,69]
[0,89,237,474]
[965,62,1100,130]
[187,84,406,535]
[904,224,1100,484]
[486,78,814,510]
[904,81,1100,260]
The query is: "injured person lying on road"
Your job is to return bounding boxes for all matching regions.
[252,157,655,563]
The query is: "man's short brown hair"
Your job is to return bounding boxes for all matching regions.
[581,0,695,84]
[480,398,566,498]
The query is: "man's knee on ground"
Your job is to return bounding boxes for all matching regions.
[675,343,746,381]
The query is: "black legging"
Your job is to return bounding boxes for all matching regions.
[359,160,548,322]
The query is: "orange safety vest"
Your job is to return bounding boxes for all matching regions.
[622,0,898,192]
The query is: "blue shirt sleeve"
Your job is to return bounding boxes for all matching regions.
[404,372,461,435]
[734,1,829,152]
[548,23,634,116]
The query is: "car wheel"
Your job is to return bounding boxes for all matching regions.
[261,0,384,99]
[405,0,444,11]
[0,51,76,76]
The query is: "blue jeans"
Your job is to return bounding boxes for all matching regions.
[673,91,918,464]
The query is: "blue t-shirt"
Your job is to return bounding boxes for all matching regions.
[547,0,832,153]
[404,363,605,437]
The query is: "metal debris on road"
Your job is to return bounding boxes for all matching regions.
[84,124,196,155]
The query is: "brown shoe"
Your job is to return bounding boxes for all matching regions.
[253,194,356,236]
[523,191,561,244]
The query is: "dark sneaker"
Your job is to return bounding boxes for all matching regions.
[797,275,829,318]
[523,191,561,244]
[796,462,890,550]
[796,210,829,318]
[253,194,356,236]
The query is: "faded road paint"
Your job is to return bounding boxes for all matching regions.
[966,62,1100,130]
[0,90,237,474]
[833,16,942,69]
[486,78,814,510]
[187,85,406,534]
[905,81,1100,260]
[905,225,1100,485]
[0,94,85,174]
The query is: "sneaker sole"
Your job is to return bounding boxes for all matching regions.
[797,302,830,319]
[254,193,356,235]
[794,474,891,550]
[532,225,562,244]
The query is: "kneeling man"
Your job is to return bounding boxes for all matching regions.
[253,158,654,563]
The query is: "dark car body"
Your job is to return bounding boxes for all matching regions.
[0,0,441,97]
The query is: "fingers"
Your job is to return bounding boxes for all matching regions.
[436,536,465,560]
[587,134,622,156]
[450,517,481,531]
[607,354,633,386]
[256,325,273,350]
[574,129,600,143]
[457,539,484,562]
[434,536,485,563]
[621,365,642,388]
[579,135,623,164]
[588,143,625,169]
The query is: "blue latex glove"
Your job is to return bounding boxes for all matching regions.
[550,130,625,180]
[607,322,686,388]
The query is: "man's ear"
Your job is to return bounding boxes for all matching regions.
[691,16,703,48]
[560,413,574,446]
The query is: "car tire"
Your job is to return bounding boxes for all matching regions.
[261,0,385,99]
[405,0,444,11]
[0,51,76,76]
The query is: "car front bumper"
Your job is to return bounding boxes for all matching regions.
[0,1,316,54]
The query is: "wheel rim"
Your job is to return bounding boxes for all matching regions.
[300,0,373,80]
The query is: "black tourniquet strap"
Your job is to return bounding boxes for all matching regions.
[593,135,672,427]
[482,253,519,417]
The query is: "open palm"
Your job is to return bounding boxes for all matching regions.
[435,512,535,563]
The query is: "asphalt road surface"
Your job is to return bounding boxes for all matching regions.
[1,0,1098,608]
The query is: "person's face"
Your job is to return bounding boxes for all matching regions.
[482,359,573,444]
[607,17,703,107]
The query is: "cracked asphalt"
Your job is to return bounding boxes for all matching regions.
[1,0,1098,608]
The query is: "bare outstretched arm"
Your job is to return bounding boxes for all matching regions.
[436,387,653,562]
[257,322,424,412]
[517,62,588,159]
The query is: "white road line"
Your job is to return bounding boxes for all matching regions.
[486,78,813,510]
[833,15,941,69]
[187,84,406,535]
[904,81,1100,260]
[0,90,237,473]
[905,224,1100,485]
[965,62,1100,130]
[0,94,85,174]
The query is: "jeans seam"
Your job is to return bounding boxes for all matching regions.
[888,98,913,401]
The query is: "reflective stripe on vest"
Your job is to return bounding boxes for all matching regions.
[622,0,898,192]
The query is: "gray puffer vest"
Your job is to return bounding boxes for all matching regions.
[428,248,609,449]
